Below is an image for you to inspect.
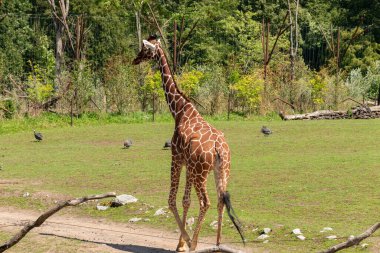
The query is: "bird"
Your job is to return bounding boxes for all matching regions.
[261,126,272,136]
[123,139,132,149]
[163,140,172,149]
[33,130,43,141]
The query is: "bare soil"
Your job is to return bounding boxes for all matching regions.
[0,207,247,253]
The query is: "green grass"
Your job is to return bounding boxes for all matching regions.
[0,111,275,135]
[0,118,380,252]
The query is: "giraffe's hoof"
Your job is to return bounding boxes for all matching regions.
[176,246,186,252]
[189,243,197,252]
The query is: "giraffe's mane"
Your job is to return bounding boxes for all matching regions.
[156,46,191,104]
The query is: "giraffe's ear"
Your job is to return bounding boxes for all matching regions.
[143,40,156,51]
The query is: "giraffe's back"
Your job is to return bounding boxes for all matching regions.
[175,118,230,178]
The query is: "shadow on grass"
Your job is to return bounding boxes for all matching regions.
[40,233,175,253]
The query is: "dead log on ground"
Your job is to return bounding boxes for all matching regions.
[0,192,116,252]
[319,222,380,253]
[194,245,245,253]
[280,106,380,120]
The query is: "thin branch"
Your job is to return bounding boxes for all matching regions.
[318,25,334,55]
[0,106,10,113]
[272,97,296,110]
[266,11,290,65]
[194,245,244,253]
[319,222,380,253]
[89,97,101,111]
[330,24,335,56]
[189,96,207,110]
[178,19,199,53]
[178,15,185,51]
[146,2,168,48]
[340,24,373,62]
[0,192,116,252]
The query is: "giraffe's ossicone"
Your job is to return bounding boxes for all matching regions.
[133,35,245,251]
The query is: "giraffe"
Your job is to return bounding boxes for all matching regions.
[132,35,244,251]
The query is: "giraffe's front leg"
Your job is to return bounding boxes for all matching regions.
[176,171,192,252]
[168,157,192,249]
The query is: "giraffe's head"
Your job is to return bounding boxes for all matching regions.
[132,35,160,65]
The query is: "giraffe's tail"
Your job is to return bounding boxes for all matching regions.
[222,191,246,245]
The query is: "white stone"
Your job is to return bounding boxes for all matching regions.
[263,228,272,234]
[326,235,337,240]
[320,227,334,233]
[297,235,306,241]
[154,207,167,216]
[96,205,109,211]
[348,235,355,240]
[257,234,270,240]
[210,221,218,228]
[115,194,138,205]
[292,228,302,235]
[129,217,142,223]
[361,243,368,248]
[23,192,30,197]
[186,217,195,227]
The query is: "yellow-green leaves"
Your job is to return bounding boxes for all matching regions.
[176,70,204,97]
[27,61,54,104]
[309,73,327,105]
[232,72,264,112]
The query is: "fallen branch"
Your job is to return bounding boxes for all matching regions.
[194,245,244,253]
[280,106,380,120]
[0,192,116,252]
[319,222,380,253]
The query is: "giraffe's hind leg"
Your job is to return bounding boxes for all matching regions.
[176,171,192,252]
[190,180,210,251]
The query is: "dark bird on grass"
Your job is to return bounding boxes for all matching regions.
[123,139,132,149]
[33,130,43,141]
[163,140,172,149]
[261,126,272,136]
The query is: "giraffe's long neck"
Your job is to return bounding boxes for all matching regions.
[155,47,195,123]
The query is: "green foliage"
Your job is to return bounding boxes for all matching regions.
[197,66,228,114]
[176,69,204,97]
[232,71,264,113]
[345,65,377,100]
[0,0,33,82]
[26,61,55,104]
[3,100,17,119]
[103,56,138,114]
[71,61,98,113]
[33,35,55,80]
[367,61,380,100]
[309,72,327,106]
[0,0,379,118]
[144,69,163,97]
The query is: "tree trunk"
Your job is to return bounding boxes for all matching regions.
[135,10,146,111]
[287,0,299,106]
[54,19,64,90]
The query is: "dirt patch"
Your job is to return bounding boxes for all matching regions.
[0,179,21,185]
[0,207,248,253]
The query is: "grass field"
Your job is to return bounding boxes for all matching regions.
[0,117,380,252]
